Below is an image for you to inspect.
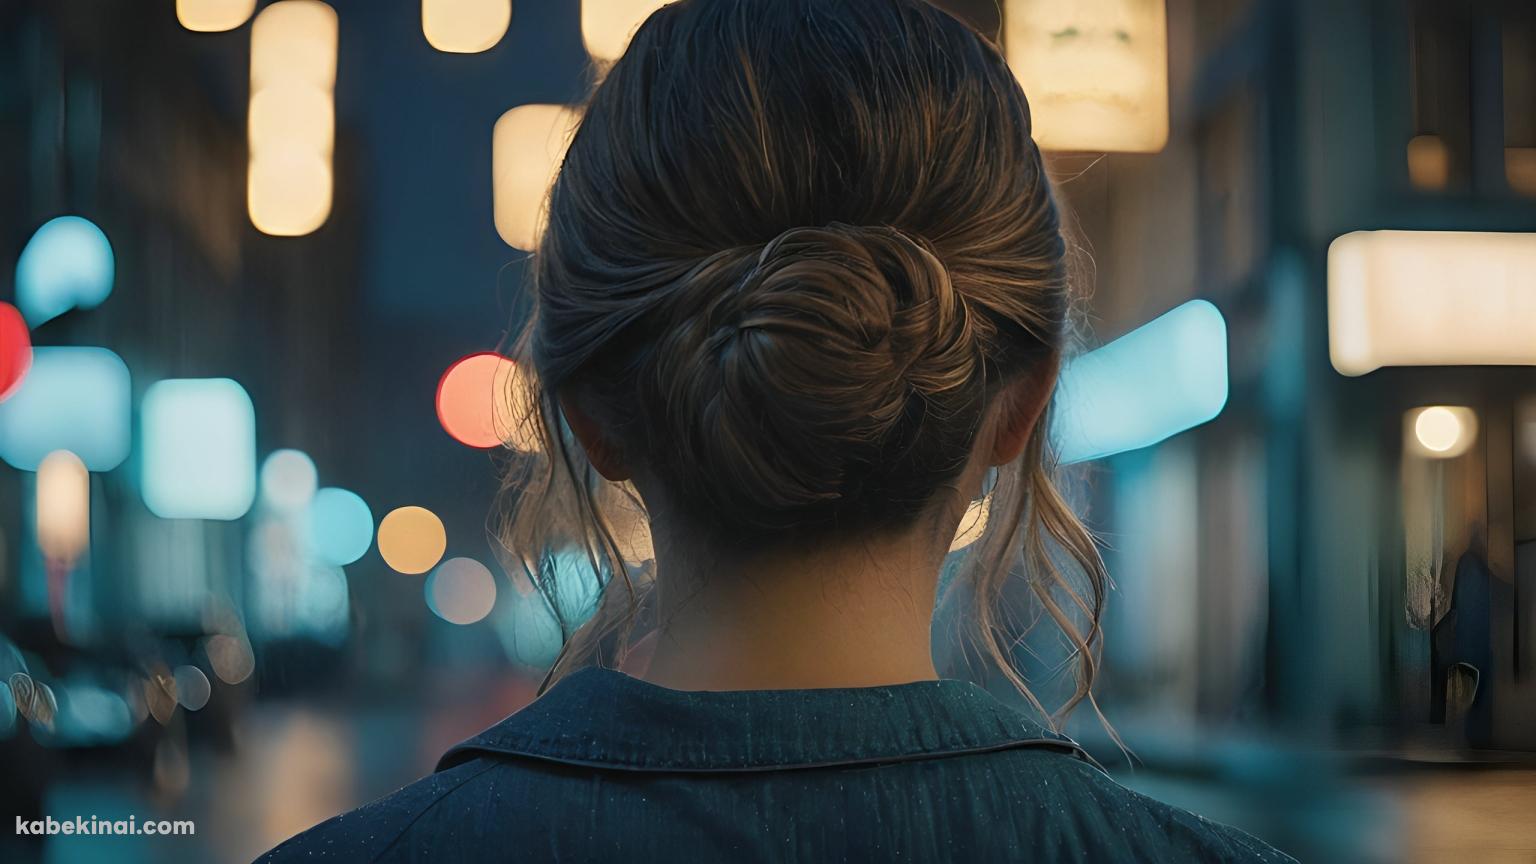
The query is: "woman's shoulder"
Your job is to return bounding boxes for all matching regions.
[254,760,503,863]
[986,747,1296,863]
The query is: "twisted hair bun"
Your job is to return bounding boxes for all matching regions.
[645,224,985,532]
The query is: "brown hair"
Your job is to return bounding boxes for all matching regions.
[499,0,1108,729]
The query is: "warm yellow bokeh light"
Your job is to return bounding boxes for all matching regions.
[1328,230,1536,376]
[37,450,89,563]
[178,0,257,32]
[378,506,448,575]
[250,0,339,93]
[581,0,669,63]
[248,149,333,236]
[423,0,512,53]
[1415,408,1462,453]
[249,85,335,157]
[1407,406,1476,459]
[1004,0,1168,153]
[492,104,580,251]
[950,496,991,552]
[1406,135,1450,190]
[248,1,336,237]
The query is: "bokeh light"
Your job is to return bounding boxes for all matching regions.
[377,506,448,575]
[1004,0,1169,153]
[248,1,337,236]
[949,496,990,552]
[11,672,58,731]
[47,681,136,746]
[581,0,669,63]
[144,669,178,726]
[492,103,579,251]
[0,347,131,471]
[204,634,256,685]
[248,148,334,237]
[0,302,31,402]
[37,450,90,563]
[305,487,374,566]
[422,0,511,53]
[1328,230,1536,376]
[435,352,540,450]
[141,378,258,521]
[493,589,563,669]
[177,0,256,32]
[15,216,115,328]
[249,85,335,157]
[260,449,319,513]
[249,0,338,92]
[173,665,212,711]
[427,557,497,625]
[0,681,15,738]
[1052,299,1229,464]
[1408,406,1477,459]
[543,547,604,628]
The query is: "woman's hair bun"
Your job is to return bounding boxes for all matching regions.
[645,223,985,533]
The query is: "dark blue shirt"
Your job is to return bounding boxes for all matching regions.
[259,668,1293,862]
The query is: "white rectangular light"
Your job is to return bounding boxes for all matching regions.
[1327,230,1536,376]
[1004,0,1169,153]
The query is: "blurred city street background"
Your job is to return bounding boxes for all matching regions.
[2,1,1536,861]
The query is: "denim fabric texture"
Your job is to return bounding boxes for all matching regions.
[258,668,1295,862]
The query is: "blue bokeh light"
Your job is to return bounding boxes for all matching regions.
[141,378,258,520]
[15,216,115,327]
[306,487,374,566]
[0,347,131,471]
[1052,299,1229,464]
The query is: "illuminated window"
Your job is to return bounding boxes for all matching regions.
[141,379,258,521]
[177,0,256,32]
[1328,230,1536,376]
[492,104,580,251]
[1051,299,1228,463]
[1004,0,1168,153]
[422,0,511,53]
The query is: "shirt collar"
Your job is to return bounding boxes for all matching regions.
[438,667,1091,774]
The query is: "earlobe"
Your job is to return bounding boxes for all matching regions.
[988,356,1060,467]
[559,394,633,481]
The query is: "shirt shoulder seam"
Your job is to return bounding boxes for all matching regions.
[372,760,500,861]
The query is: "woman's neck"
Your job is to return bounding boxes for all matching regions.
[633,528,946,692]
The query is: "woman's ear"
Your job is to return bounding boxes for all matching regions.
[559,394,632,481]
[988,354,1060,467]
